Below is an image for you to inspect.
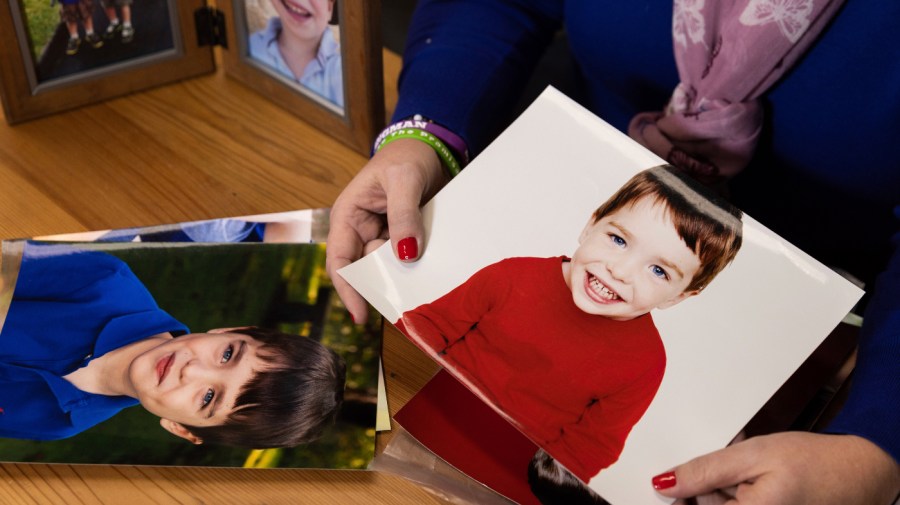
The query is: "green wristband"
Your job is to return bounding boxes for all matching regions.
[376,128,462,177]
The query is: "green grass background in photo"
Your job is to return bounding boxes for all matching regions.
[21,0,58,62]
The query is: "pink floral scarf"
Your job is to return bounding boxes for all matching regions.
[629,0,845,183]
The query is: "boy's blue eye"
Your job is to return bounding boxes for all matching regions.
[610,234,626,247]
[651,265,669,280]
[202,389,215,408]
[221,345,234,364]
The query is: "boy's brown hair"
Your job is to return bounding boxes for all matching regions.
[593,165,743,292]
[182,327,346,448]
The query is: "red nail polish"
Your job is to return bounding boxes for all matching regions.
[349,312,356,324]
[652,472,676,490]
[397,237,418,261]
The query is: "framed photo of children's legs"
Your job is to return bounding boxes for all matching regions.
[0,0,216,123]
[219,0,384,155]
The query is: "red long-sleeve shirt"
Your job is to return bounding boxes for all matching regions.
[396,256,666,482]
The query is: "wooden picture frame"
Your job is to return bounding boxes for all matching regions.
[218,0,384,154]
[0,0,383,155]
[0,0,215,123]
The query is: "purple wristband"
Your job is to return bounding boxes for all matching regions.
[372,115,469,165]
[415,117,469,165]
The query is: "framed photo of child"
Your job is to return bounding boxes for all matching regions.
[0,0,383,155]
[217,0,384,155]
[0,0,215,123]
[338,88,864,504]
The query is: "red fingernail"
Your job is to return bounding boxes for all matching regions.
[397,237,418,261]
[652,472,676,490]
[349,312,356,324]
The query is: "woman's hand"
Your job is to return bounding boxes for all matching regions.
[653,432,900,505]
[326,138,450,324]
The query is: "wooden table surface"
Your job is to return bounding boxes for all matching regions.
[0,49,444,505]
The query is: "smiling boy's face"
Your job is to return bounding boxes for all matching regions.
[128,330,272,442]
[564,197,702,321]
[271,0,333,43]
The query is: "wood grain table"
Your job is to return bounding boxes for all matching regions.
[0,49,445,505]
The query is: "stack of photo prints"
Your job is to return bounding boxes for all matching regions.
[0,88,863,505]
[0,208,384,470]
[340,89,864,505]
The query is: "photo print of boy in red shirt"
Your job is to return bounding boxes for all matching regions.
[396,165,744,495]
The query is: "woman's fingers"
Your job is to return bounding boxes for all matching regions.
[325,138,448,322]
[653,433,900,505]
[325,207,371,324]
[653,440,762,499]
[379,139,445,263]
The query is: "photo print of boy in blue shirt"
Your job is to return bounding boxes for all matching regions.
[0,242,345,449]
